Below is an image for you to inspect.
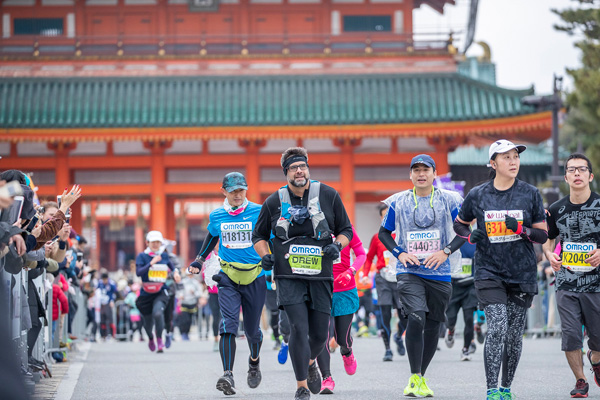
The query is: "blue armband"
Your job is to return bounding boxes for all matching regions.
[392,246,406,258]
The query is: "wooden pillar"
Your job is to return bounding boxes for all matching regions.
[90,200,100,269]
[49,142,75,196]
[165,196,176,243]
[179,225,190,267]
[108,240,117,272]
[239,139,266,203]
[334,138,361,224]
[135,200,146,254]
[70,201,83,236]
[145,141,171,235]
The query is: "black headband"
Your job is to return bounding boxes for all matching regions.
[282,155,308,175]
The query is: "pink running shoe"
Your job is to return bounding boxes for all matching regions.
[320,376,335,394]
[156,338,164,353]
[148,338,156,352]
[342,352,357,375]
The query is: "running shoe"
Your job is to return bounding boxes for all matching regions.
[148,338,156,352]
[247,358,262,389]
[181,333,189,341]
[383,349,393,362]
[461,347,471,361]
[403,374,421,397]
[278,341,289,364]
[273,340,281,351]
[486,389,502,400]
[342,351,357,375]
[165,333,172,349]
[499,387,512,399]
[475,323,485,344]
[588,350,600,387]
[445,329,455,348]
[394,332,406,356]
[156,337,165,353]
[469,341,477,355]
[320,376,335,394]
[294,387,311,400]
[418,376,434,397]
[216,371,236,396]
[213,341,219,352]
[570,379,589,398]
[329,337,339,353]
[307,360,322,394]
[357,325,369,337]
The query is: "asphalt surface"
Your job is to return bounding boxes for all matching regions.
[58,333,597,400]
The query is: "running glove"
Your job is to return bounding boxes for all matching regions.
[261,254,275,271]
[188,257,204,274]
[504,215,521,234]
[323,243,341,260]
[468,228,487,244]
[334,270,353,286]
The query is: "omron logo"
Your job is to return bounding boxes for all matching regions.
[408,231,440,240]
[221,222,251,231]
[290,245,322,256]
[564,242,595,252]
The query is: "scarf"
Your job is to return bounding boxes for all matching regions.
[223,198,248,216]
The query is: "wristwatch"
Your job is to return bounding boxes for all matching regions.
[334,241,343,251]
[443,246,452,256]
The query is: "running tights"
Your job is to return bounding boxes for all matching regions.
[447,307,476,349]
[269,309,280,341]
[317,314,354,378]
[220,332,236,371]
[285,303,330,381]
[405,311,442,375]
[483,302,528,389]
[208,293,220,337]
[378,305,393,350]
[142,298,167,340]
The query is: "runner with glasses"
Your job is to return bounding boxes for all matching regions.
[453,139,547,400]
[379,154,465,397]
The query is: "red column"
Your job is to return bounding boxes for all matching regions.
[239,139,266,203]
[108,240,117,272]
[179,225,190,267]
[165,196,176,243]
[90,200,100,269]
[147,141,169,234]
[70,201,83,236]
[335,138,360,224]
[135,200,146,254]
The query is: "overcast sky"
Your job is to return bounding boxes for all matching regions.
[413,0,581,95]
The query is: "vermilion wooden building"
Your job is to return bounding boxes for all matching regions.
[0,0,552,269]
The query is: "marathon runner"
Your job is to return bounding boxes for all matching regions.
[188,172,266,396]
[253,147,353,400]
[543,153,600,398]
[454,139,547,400]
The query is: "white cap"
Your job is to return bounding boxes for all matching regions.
[146,230,164,243]
[488,139,527,162]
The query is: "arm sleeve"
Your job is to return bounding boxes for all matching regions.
[252,200,273,244]
[196,232,219,260]
[350,235,366,271]
[453,219,472,239]
[331,192,353,242]
[446,234,467,253]
[136,253,153,277]
[378,226,400,254]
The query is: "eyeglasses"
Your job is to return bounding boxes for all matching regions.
[566,166,591,174]
[288,164,308,172]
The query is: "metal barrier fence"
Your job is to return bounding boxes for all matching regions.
[526,283,562,337]
[113,300,131,341]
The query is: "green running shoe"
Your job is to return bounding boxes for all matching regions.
[486,389,502,400]
[498,389,513,399]
[418,376,434,397]
[403,374,421,397]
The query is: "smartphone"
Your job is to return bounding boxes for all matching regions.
[77,252,83,262]
[25,215,39,233]
[57,195,71,218]
[0,181,23,198]
[8,195,24,224]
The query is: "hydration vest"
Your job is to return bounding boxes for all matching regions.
[275,181,332,241]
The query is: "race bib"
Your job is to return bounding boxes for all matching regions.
[288,244,322,275]
[406,230,441,260]
[484,210,523,243]
[148,264,168,283]
[452,258,472,278]
[562,242,597,272]
[221,221,253,249]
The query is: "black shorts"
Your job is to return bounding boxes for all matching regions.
[135,289,169,316]
[556,290,600,352]
[265,289,278,311]
[396,274,452,322]
[448,279,478,312]
[474,279,535,309]
[276,278,333,315]
[375,273,401,309]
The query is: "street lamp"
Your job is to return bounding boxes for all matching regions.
[521,75,563,203]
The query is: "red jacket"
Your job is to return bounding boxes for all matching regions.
[52,284,69,321]
[362,233,395,276]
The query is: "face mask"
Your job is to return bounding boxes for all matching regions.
[289,205,310,225]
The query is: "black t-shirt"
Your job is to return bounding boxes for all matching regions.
[458,179,546,291]
[252,181,353,280]
[547,192,600,292]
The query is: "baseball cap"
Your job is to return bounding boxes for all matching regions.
[146,230,164,243]
[488,139,527,161]
[410,154,436,170]
[222,172,248,192]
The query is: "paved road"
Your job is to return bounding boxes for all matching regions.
[57,334,596,400]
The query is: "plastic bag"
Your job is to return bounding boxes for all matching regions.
[202,255,221,289]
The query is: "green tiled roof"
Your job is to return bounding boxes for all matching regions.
[0,74,537,129]
[449,144,570,166]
